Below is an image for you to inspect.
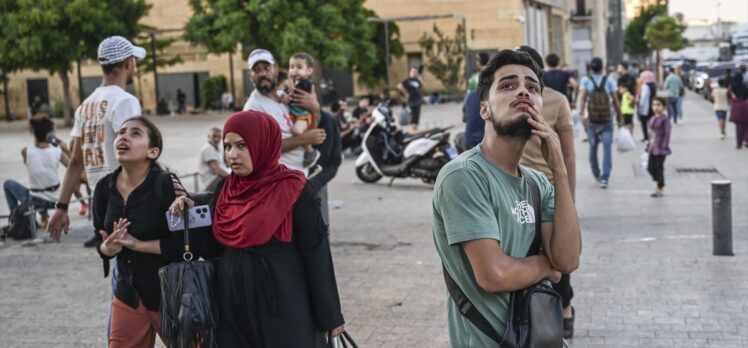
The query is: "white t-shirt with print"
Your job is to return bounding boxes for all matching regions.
[243,90,307,176]
[199,142,226,188]
[70,85,141,189]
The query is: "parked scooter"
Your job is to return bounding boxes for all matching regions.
[354,102,457,185]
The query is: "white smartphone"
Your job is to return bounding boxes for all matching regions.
[165,205,212,232]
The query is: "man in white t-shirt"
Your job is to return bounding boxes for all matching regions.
[47,36,146,242]
[242,49,326,175]
[198,127,229,192]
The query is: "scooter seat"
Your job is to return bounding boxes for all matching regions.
[403,127,441,143]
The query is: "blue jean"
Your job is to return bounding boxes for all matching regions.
[676,96,683,120]
[3,179,56,214]
[666,97,679,124]
[587,122,613,181]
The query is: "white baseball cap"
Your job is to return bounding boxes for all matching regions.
[247,49,275,69]
[97,36,147,65]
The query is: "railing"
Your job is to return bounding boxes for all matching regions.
[1,171,203,222]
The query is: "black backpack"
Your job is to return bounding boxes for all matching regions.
[588,76,612,124]
[4,202,36,240]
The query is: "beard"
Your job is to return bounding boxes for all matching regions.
[490,111,533,141]
[255,77,276,94]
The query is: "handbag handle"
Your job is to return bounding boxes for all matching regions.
[182,212,193,261]
[326,331,358,348]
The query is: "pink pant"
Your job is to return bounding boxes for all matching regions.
[109,298,165,348]
[735,122,748,147]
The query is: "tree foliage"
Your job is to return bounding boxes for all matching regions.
[184,0,403,88]
[645,16,688,52]
[624,3,666,58]
[418,23,465,93]
[0,0,150,124]
[135,33,183,74]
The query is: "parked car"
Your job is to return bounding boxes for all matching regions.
[689,63,709,92]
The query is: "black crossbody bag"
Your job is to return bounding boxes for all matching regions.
[442,171,563,347]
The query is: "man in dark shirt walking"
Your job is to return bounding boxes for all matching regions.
[398,67,424,131]
[543,53,578,108]
[617,63,636,100]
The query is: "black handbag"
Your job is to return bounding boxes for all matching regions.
[158,212,220,348]
[442,171,563,347]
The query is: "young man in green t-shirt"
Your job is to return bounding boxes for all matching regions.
[432,49,582,347]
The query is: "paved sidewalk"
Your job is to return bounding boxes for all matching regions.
[0,93,746,347]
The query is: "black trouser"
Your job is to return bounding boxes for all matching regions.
[552,273,574,308]
[638,114,651,140]
[647,154,667,188]
[410,105,421,126]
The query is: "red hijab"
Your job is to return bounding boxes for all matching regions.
[213,111,306,248]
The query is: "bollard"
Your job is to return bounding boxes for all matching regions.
[711,180,733,256]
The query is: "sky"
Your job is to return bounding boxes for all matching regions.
[669,0,748,23]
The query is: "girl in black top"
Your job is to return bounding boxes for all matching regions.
[94,116,204,347]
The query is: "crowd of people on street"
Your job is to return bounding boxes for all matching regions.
[2,27,747,348]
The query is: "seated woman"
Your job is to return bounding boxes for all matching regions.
[171,110,346,347]
[94,116,212,347]
[4,116,69,226]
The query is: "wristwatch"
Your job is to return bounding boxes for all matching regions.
[55,202,69,211]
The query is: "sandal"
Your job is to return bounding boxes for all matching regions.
[563,306,575,339]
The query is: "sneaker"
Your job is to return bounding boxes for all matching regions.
[308,164,323,178]
[720,133,726,140]
[79,201,89,216]
[598,179,608,189]
[303,149,321,168]
[83,235,98,248]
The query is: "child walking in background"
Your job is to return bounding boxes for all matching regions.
[619,83,635,135]
[647,97,672,197]
[288,53,321,170]
[711,78,729,140]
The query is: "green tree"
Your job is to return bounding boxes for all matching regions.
[0,0,149,125]
[418,23,465,93]
[133,32,183,103]
[184,0,402,89]
[645,15,688,82]
[624,3,666,59]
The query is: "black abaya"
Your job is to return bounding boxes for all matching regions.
[214,182,345,347]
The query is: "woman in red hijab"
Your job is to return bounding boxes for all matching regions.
[172,111,345,347]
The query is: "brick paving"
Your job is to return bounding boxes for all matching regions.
[1,92,746,347]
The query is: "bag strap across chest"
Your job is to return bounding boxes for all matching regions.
[441,169,542,344]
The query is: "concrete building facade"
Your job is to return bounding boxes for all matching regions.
[360,0,574,95]
[2,0,611,119]
[568,0,610,74]
[1,0,242,119]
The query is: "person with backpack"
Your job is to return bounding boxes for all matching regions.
[3,116,70,237]
[579,57,622,188]
[94,116,213,347]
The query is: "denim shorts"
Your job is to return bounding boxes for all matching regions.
[715,110,727,120]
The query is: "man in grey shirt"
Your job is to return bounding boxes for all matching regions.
[243,49,325,175]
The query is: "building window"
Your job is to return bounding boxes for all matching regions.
[407,53,422,71]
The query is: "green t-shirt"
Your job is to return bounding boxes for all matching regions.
[432,146,559,347]
[468,72,480,92]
